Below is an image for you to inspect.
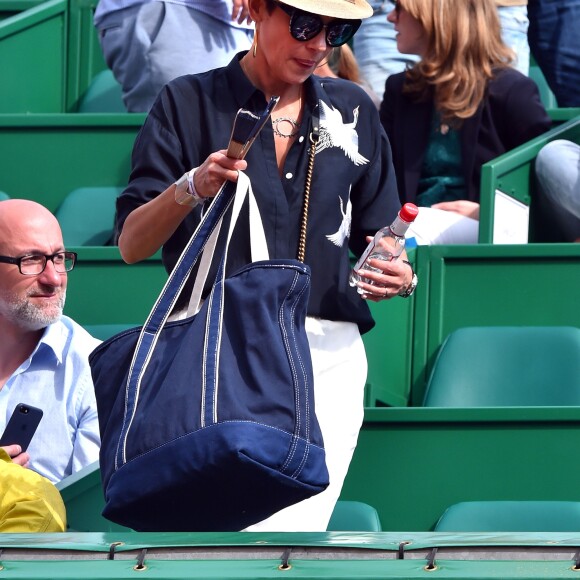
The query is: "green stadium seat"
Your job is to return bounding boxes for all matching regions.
[435,501,580,532]
[422,326,580,407]
[0,191,10,201]
[57,461,133,532]
[78,69,126,113]
[83,323,136,341]
[55,186,122,246]
[327,501,382,531]
[529,63,558,110]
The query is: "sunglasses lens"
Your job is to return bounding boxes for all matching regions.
[285,4,361,48]
[290,12,323,41]
[326,22,359,46]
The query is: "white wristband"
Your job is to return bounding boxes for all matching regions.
[174,168,206,208]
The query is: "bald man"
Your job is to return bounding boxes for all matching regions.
[0,200,100,483]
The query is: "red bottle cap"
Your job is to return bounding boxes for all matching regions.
[399,203,419,223]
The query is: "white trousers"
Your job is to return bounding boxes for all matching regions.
[407,207,479,245]
[245,317,367,532]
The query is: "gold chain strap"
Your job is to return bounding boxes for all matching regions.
[297,131,318,263]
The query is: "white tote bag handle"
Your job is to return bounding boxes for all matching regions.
[187,171,268,316]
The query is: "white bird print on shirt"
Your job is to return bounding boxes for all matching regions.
[316,101,369,166]
[326,195,352,247]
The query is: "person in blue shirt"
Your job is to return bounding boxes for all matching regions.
[94,0,255,112]
[115,0,413,531]
[0,199,101,484]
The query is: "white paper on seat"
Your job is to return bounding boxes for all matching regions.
[493,190,529,244]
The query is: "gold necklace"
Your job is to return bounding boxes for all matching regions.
[240,56,302,139]
[272,93,302,139]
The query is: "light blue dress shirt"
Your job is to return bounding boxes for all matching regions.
[0,316,101,484]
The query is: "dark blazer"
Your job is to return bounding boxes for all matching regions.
[380,67,552,203]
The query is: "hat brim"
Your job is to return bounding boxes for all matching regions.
[280,0,373,20]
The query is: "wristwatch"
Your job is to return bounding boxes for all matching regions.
[399,260,418,298]
[174,168,206,208]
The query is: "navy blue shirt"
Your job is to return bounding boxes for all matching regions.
[116,53,400,333]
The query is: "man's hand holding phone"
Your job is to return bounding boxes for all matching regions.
[0,403,43,467]
[1,444,30,467]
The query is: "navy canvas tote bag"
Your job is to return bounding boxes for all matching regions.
[89,173,329,531]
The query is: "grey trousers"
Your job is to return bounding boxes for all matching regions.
[97,1,253,112]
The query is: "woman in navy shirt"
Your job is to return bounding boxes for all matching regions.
[115,0,411,531]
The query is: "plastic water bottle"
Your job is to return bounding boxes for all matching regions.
[349,203,419,294]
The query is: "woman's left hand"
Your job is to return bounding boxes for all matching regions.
[431,200,480,220]
[355,241,413,302]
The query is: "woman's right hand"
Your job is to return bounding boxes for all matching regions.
[193,150,248,200]
[118,150,247,264]
[232,0,252,24]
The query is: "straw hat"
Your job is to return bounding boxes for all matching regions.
[280,0,373,20]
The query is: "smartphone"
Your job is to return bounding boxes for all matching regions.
[0,403,44,451]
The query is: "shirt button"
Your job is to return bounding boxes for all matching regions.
[299,136,305,143]
[285,172,293,179]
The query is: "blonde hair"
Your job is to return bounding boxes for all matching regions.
[327,45,362,84]
[401,0,514,125]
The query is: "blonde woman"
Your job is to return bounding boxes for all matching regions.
[379,0,551,244]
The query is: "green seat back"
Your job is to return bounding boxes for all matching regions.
[55,186,122,246]
[57,461,132,532]
[423,326,580,407]
[529,64,558,109]
[0,191,10,201]
[78,69,126,113]
[435,501,580,532]
[83,323,136,341]
[327,501,382,531]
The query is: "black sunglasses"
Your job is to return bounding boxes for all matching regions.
[276,2,361,47]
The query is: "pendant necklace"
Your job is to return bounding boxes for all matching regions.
[272,93,302,138]
[434,110,450,135]
[240,56,302,139]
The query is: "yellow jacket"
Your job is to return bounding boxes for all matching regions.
[0,449,66,532]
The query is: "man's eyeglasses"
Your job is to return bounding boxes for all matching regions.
[276,2,361,47]
[393,0,402,16]
[0,251,77,275]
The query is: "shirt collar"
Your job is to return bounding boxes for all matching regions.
[227,51,260,110]
[32,320,65,365]
[228,52,327,140]
[228,51,324,108]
